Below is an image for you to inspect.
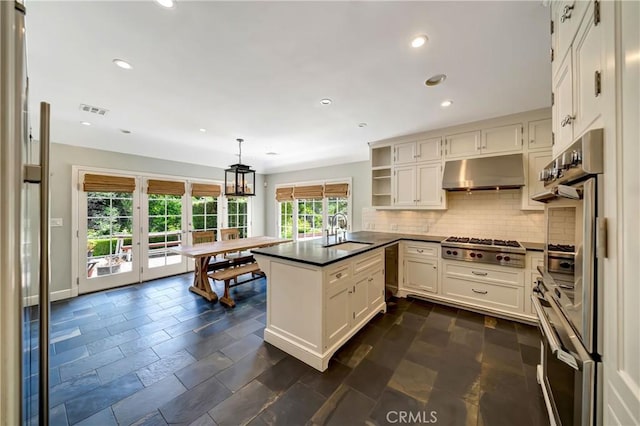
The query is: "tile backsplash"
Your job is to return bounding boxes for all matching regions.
[362,189,545,243]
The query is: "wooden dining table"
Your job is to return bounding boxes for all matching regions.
[170,236,291,303]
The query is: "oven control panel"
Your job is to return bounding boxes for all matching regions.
[441,247,525,268]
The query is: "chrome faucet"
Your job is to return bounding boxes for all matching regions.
[329,213,348,243]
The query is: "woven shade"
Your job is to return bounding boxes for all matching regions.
[275,186,294,202]
[83,174,135,193]
[192,183,221,197]
[293,185,324,200]
[147,179,185,196]
[324,183,349,198]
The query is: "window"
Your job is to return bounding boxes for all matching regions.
[297,198,324,240]
[279,201,294,239]
[227,197,249,238]
[192,196,218,232]
[86,191,134,278]
[147,194,183,267]
[276,181,351,241]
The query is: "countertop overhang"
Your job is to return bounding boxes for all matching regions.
[251,231,544,267]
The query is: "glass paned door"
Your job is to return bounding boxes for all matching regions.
[79,182,140,294]
[227,197,249,237]
[142,190,187,281]
[297,198,323,240]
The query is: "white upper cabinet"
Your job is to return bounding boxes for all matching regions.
[573,8,603,138]
[393,137,441,165]
[528,118,553,150]
[482,123,524,155]
[416,163,443,207]
[552,0,603,157]
[445,126,522,159]
[553,0,590,79]
[553,50,574,153]
[393,165,417,207]
[444,131,481,159]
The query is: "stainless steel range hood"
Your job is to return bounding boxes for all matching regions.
[442,153,525,191]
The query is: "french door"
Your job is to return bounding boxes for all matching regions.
[78,173,189,292]
[78,171,141,293]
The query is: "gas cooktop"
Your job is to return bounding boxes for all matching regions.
[442,236,526,268]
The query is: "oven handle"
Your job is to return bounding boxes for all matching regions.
[531,294,579,370]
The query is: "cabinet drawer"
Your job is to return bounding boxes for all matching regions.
[354,251,383,275]
[403,242,438,258]
[443,277,524,314]
[326,264,351,288]
[443,262,523,287]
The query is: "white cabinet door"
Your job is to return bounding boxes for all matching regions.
[444,131,481,159]
[416,138,442,162]
[573,11,602,138]
[554,0,590,76]
[352,274,370,325]
[393,165,417,206]
[523,151,552,210]
[416,163,442,207]
[528,119,553,150]
[482,123,523,155]
[404,257,438,293]
[553,50,574,156]
[325,281,351,349]
[393,141,417,165]
[367,268,385,312]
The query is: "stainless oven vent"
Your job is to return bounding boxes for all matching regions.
[442,153,525,191]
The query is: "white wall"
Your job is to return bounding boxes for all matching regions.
[49,143,266,295]
[363,189,545,242]
[264,161,370,236]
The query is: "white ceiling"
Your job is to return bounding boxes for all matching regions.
[25,1,551,174]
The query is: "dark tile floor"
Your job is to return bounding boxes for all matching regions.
[25,273,550,426]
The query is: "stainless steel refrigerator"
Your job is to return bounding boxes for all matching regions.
[1,1,51,424]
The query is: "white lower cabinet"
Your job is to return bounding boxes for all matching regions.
[404,257,438,294]
[399,242,440,296]
[255,249,386,372]
[441,261,525,315]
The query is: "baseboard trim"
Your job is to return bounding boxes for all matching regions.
[23,288,74,307]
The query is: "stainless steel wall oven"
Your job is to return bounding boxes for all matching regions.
[531,129,605,426]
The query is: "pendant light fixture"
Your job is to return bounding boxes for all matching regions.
[225,138,255,197]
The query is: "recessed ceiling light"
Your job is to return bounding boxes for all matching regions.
[155,0,175,8]
[320,98,332,105]
[113,59,133,70]
[425,74,447,86]
[266,152,279,156]
[358,123,367,128]
[81,121,91,126]
[441,100,453,107]
[411,35,428,48]
[120,129,131,134]
[199,128,207,133]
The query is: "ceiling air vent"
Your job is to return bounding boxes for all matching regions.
[79,104,109,115]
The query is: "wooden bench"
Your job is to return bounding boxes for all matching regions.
[209,262,263,307]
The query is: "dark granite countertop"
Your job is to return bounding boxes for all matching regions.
[521,242,544,252]
[251,231,446,267]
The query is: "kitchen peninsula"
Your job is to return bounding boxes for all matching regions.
[252,232,444,371]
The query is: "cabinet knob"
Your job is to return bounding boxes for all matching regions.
[560,4,574,22]
[560,114,575,127]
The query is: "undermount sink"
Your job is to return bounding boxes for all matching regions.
[326,241,373,251]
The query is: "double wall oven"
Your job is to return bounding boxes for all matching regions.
[531,129,605,426]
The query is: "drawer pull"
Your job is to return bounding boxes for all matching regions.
[471,271,488,276]
[417,249,424,253]
[472,288,488,294]
[336,272,342,279]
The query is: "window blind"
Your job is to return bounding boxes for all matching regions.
[293,185,324,200]
[191,183,221,197]
[147,179,185,196]
[83,174,136,193]
[275,186,294,201]
[323,183,349,198]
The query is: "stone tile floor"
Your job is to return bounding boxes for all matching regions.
[24,273,549,425]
